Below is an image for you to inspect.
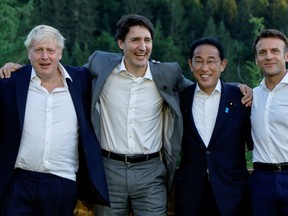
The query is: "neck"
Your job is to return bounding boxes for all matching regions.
[265,71,287,90]
[40,70,64,93]
[124,62,148,78]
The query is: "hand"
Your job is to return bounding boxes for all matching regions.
[0,62,23,78]
[238,84,253,107]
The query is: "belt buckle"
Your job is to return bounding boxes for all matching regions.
[276,164,282,172]
[125,155,130,164]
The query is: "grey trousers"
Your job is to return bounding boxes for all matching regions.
[95,156,167,216]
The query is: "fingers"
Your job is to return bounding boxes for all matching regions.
[239,84,253,107]
[241,94,253,107]
[0,62,22,78]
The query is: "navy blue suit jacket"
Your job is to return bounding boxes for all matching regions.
[175,81,253,215]
[0,65,109,206]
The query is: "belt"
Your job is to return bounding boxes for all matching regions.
[253,162,288,172]
[102,150,160,163]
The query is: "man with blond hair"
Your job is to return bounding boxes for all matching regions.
[0,25,109,216]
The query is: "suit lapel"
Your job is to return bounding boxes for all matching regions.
[91,55,122,112]
[150,62,180,116]
[208,82,230,147]
[16,67,32,132]
[66,72,84,124]
[186,85,207,148]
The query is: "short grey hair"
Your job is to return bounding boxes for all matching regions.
[24,25,65,50]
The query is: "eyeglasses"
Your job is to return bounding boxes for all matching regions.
[192,59,221,68]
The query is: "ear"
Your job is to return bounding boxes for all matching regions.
[255,57,258,65]
[284,51,288,62]
[117,40,124,50]
[220,59,227,72]
[27,50,31,60]
[59,50,63,61]
[187,59,193,70]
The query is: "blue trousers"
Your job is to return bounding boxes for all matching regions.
[249,170,288,216]
[0,169,77,216]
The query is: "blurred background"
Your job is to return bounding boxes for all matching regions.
[1,0,288,87]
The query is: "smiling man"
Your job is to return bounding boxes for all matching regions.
[88,14,192,216]
[0,25,109,216]
[250,29,288,215]
[174,37,253,216]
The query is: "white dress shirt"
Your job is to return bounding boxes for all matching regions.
[15,64,79,181]
[99,58,163,154]
[251,72,288,163]
[193,81,221,147]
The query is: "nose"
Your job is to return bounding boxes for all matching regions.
[265,51,273,59]
[138,40,146,51]
[201,62,209,70]
[41,50,49,59]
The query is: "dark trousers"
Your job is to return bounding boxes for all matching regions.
[0,169,77,216]
[175,173,251,216]
[175,174,222,216]
[249,170,288,216]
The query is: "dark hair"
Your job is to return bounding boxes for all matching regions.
[253,29,288,55]
[189,37,225,60]
[115,14,155,41]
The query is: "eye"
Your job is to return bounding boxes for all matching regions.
[271,49,280,54]
[258,50,266,56]
[145,38,152,43]
[48,49,55,54]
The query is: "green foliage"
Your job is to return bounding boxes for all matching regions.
[92,31,119,53]
[249,15,265,37]
[1,0,288,85]
[245,150,253,170]
[0,0,33,66]
[244,61,262,88]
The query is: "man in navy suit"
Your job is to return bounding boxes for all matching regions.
[0,25,109,216]
[174,37,253,216]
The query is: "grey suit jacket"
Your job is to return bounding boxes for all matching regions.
[86,51,192,190]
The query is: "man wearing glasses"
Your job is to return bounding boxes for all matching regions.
[174,37,253,216]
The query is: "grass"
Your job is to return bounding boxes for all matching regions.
[246,150,253,170]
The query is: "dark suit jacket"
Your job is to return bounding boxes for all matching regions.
[175,81,253,216]
[86,51,192,190]
[0,65,109,206]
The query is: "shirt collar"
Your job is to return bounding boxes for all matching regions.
[195,79,221,95]
[117,57,153,80]
[260,71,288,89]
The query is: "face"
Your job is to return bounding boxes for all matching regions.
[118,25,152,75]
[28,38,62,80]
[188,44,227,95]
[255,37,288,80]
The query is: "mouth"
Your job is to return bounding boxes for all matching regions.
[200,74,211,78]
[264,62,276,66]
[40,62,50,65]
[39,63,51,68]
[135,53,146,58]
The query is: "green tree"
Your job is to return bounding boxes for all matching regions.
[244,61,262,88]
[0,0,33,66]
